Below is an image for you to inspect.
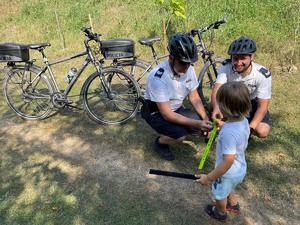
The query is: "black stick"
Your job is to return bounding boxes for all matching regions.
[149,169,197,180]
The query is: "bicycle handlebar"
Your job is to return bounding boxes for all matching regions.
[81,27,101,42]
[190,15,228,36]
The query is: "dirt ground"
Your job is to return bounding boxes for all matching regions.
[0,72,299,225]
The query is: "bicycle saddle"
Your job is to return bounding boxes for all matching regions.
[139,37,161,46]
[27,43,51,49]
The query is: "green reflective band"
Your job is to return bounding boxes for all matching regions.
[198,120,218,170]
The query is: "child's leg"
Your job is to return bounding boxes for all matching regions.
[215,198,227,214]
[227,191,238,206]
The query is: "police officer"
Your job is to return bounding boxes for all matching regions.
[141,32,212,160]
[211,36,272,138]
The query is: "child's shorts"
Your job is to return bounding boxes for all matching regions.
[212,175,245,200]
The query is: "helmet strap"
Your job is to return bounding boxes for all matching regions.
[169,58,180,79]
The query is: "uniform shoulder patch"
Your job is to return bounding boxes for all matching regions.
[259,67,272,78]
[154,68,164,78]
[222,58,231,65]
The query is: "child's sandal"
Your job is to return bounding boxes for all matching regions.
[205,204,227,222]
[226,202,240,213]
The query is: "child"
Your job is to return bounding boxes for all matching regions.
[196,81,251,222]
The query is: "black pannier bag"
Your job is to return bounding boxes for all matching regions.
[0,43,29,62]
[100,39,134,59]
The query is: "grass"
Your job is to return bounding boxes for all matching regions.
[0,1,300,224]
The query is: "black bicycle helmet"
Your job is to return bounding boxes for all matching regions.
[168,32,198,63]
[227,36,256,55]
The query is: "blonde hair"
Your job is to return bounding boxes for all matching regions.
[217,81,251,119]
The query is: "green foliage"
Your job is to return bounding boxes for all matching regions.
[157,0,186,19]
[0,0,299,67]
[170,0,186,19]
[0,2,300,225]
[158,0,186,19]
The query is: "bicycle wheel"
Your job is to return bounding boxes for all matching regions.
[82,67,141,125]
[3,66,53,120]
[197,57,225,113]
[117,59,150,95]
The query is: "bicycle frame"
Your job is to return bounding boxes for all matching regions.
[136,53,169,82]
[41,50,89,95]
[112,50,168,84]
[192,16,227,53]
[23,35,110,101]
[191,16,227,78]
[111,37,169,85]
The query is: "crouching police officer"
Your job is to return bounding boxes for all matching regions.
[141,32,212,160]
[211,36,272,138]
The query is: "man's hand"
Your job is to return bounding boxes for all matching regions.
[211,107,223,121]
[195,174,213,185]
[211,107,224,128]
[196,120,213,132]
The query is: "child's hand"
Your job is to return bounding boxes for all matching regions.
[195,174,212,186]
[215,118,224,129]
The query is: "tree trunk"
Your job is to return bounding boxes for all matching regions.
[163,18,167,54]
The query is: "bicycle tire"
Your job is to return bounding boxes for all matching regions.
[82,67,141,125]
[117,59,150,94]
[197,57,225,113]
[3,65,53,120]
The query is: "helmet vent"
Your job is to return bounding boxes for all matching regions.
[227,36,256,55]
[168,32,198,63]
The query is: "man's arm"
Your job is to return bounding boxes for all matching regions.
[156,102,212,131]
[249,98,270,130]
[188,89,209,120]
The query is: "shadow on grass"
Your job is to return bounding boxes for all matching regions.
[0,100,249,225]
[0,94,299,224]
[241,112,300,222]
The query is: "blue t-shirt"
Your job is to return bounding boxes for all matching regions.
[215,118,250,178]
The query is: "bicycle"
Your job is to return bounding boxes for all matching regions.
[109,37,169,94]
[111,16,227,114]
[0,27,141,125]
[191,16,228,113]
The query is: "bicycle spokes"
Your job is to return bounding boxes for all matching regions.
[4,68,52,120]
[82,68,140,125]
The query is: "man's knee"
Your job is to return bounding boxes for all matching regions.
[176,136,186,143]
[254,123,271,138]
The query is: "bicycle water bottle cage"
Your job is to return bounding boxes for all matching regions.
[0,43,30,62]
[100,39,135,59]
